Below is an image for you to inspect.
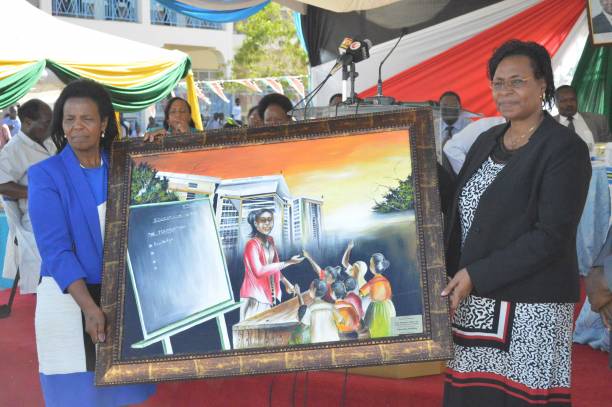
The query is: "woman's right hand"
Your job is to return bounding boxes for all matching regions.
[83,304,107,344]
[288,255,305,265]
[600,301,612,331]
[143,128,167,142]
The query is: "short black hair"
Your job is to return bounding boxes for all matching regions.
[163,97,195,130]
[257,93,293,119]
[370,253,390,274]
[344,277,357,292]
[329,93,342,104]
[488,39,555,108]
[332,281,347,299]
[247,208,275,237]
[554,85,576,98]
[247,105,260,118]
[439,91,461,105]
[311,279,328,298]
[18,99,49,122]
[51,79,118,152]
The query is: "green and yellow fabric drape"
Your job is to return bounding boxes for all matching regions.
[0,57,203,130]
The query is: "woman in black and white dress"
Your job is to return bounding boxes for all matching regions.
[441,40,591,406]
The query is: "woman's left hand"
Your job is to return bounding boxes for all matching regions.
[441,268,473,313]
[282,279,296,295]
[143,128,166,142]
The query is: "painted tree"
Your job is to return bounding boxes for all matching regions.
[231,3,308,79]
[372,176,415,213]
[130,162,179,205]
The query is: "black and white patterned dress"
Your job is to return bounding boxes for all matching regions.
[444,154,574,406]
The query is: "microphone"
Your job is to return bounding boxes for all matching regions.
[346,38,372,63]
[367,28,408,105]
[338,36,353,54]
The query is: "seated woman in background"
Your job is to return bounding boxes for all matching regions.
[258,93,293,125]
[143,96,196,140]
[28,79,156,406]
[247,105,263,127]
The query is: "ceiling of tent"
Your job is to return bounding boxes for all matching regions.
[300,0,505,66]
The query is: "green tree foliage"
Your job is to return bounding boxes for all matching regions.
[130,162,179,205]
[231,3,308,79]
[372,176,415,213]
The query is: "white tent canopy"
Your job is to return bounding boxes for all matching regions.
[6,0,186,67]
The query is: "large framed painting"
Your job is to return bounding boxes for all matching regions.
[587,0,612,45]
[95,108,452,385]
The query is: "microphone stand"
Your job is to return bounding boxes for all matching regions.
[366,28,408,105]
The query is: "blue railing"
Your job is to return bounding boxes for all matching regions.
[52,0,94,19]
[52,0,137,22]
[150,0,224,30]
[105,0,138,22]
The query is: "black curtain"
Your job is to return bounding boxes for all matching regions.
[301,0,505,67]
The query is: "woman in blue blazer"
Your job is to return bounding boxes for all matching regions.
[28,79,155,406]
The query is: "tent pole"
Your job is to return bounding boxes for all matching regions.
[185,70,204,131]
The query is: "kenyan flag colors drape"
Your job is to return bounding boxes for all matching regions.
[359,0,586,117]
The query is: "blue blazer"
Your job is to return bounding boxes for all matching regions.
[28,145,109,292]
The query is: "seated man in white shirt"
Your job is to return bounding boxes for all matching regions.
[554,85,611,153]
[438,91,472,174]
[0,99,57,294]
[443,116,507,174]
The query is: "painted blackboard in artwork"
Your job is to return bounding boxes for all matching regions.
[127,198,235,346]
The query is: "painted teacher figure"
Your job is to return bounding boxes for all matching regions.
[239,208,304,321]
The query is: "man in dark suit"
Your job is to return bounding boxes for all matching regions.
[554,85,611,151]
[592,0,612,33]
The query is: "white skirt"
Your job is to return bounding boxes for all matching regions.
[35,276,88,375]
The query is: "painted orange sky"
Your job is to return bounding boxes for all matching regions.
[136,130,411,231]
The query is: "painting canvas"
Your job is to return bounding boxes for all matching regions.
[96,110,452,384]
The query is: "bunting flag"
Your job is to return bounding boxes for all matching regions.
[194,83,211,105]
[236,79,263,93]
[261,78,284,94]
[206,81,230,103]
[286,77,305,98]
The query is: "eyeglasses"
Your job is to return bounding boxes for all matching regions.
[490,77,532,92]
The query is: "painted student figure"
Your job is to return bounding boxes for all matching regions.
[239,209,303,321]
[303,249,342,303]
[309,279,340,343]
[331,280,361,339]
[360,253,396,338]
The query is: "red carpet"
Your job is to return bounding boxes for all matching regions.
[1,290,610,407]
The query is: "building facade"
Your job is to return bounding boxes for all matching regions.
[32,0,244,121]
[157,173,323,256]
